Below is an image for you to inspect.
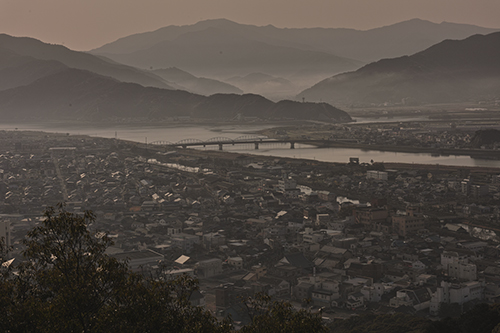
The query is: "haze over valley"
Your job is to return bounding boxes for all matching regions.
[4,4,500,331]
[300,31,500,106]
[0,18,499,122]
[90,18,498,100]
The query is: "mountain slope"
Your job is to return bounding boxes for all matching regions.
[0,34,173,90]
[299,32,500,106]
[89,18,497,100]
[0,68,351,122]
[95,26,362,79]
[91,18,498,64]
[0,47,67,90]
[152,67,243,95]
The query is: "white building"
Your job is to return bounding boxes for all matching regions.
[316,214,330,226]
[361,283,385,303]
[302,228,324,244]
[346,292,365,309]
[278,178,297,191]
[389,288,432,311]
[203,232,226,249]
[328,218,354,231]
[366,170,388,181]
[298,275,340,308]
[112,249,164,271]
[448,260,477,281]
[441,250,476,268]
[171,233,200,253]
[389,290,413,308]
[430,281,484,315]
[227,257,243,269]
[195,258,223,278]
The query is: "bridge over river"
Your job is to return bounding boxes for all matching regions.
[149,135,326,150]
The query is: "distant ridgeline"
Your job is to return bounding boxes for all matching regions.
[299,32,500,106]
[0,34,350,122]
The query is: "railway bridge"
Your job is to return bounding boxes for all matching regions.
[149,135,320,150]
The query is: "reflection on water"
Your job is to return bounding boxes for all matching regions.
[210,142,500,168]
[0,123,276,143]
[1,122,500,168]
[351,115,430,124]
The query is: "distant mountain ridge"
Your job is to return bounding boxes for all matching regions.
[226,73,295,100]
[0,47,67,90]
[0,68,351,122]
[93,25,361,80]
[299,32,500,106]
[89,18,497,100]
[91,18,497,64]
[152,67,243,95]
[0,34,174,90]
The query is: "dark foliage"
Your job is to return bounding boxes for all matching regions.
[0,206,232,332]
[327,313,431,333]
[0,206,324,333]
[470,129,500,148]
[241,293,327,333]
[329,303,500,333]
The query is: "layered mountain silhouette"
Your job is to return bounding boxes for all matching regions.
[91,18,496,69]
[0,34,173,90]
[299,32,500,106]
[91,20,362,78]
[0,67,351,122]
[226,73,295,100]
[92,26,361,99]
[0,34,350,122]
[0,68,351,122]
[89,18,496,100]
[152,67,242,95]
[0,47,67,91]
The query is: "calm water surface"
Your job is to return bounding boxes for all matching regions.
[2,122,499,168]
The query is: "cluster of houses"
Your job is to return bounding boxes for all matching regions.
[273,122,474,150]
[2,130,500,321]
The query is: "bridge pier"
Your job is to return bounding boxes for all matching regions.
[218,144,223,151]
[182,145,187,149]
[290,142,295,149]
[254,142,259,150]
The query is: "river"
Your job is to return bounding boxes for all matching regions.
[2,122,500,168]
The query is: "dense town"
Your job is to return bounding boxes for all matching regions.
[2,128,500,326]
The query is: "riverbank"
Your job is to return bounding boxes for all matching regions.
[306,140,500,160]
[145,143,500,173]
[3,120,500,168]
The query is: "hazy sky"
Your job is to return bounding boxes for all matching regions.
[0,0,499,51]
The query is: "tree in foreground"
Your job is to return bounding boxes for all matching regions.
[0,206,326,332]
[0,205,231,332]
[240,293,327,333]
